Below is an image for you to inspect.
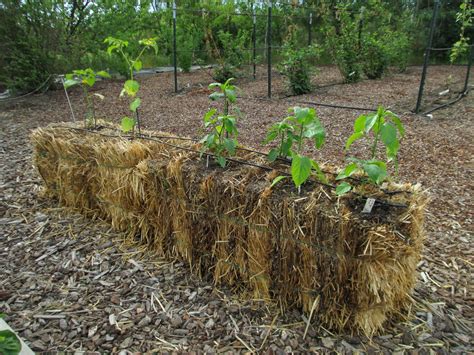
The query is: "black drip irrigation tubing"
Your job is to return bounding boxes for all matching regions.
[283,99,377,112]
[238,95,378,112]
[50,124,409,208]
[0,75,53,102]
[422,87,472,115]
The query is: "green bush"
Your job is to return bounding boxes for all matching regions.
[362,39,389,79]
[384,32,410,72]
[212,30,250,82]
[279,45,320,95]
[178,37,193,73]
[0,38,51,94]
[334,41,362,83]
[213,63,237,83]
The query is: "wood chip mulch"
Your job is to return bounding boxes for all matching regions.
[0,65,472,353]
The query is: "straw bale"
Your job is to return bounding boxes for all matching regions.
[31,123,428,336]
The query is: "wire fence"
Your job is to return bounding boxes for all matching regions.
[1,2,472,115]
[158,1,473,115]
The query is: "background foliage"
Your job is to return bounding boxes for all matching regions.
[0,0,472,93]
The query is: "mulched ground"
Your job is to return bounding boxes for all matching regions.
[1,65,472,353]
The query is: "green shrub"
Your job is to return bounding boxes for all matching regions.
[279,46,319,95]
[0,40,51,94]
[212,30,249,82]
[384,32,410,72]
[178,36,193,73]
[334,41,362,83]
[213,63,237,83]
[362,39,389,79]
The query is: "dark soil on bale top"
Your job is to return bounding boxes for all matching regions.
[0,65,472,353]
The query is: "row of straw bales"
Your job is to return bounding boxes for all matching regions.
[31,123,427,335]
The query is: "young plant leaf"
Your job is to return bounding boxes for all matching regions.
[225,88,236,103]
[380,123,397,147]
[336,182,352,196]
[364,113,378,132]
[345,131,364,150]
[216,156,227,168]
[291,154,312,188]
[268,148,279,162]
[121,116,136,133]
[224,117,236,134]
[83,75,95,87]
[63,79,79,89]
[208,82,221,89]
[209,92,224,101]
[223,138,236,155]
[362,161,387,185]
[353,114,367,133]
[204,108,217,122]
[97,70,111,78]
[263,128,279,144]
[304,120,326,148]
[123,80,139,97]
[387,111,405,137]
[133,60,142,72]
[336,162,358,180]
[281,138,293,157]
[271,175,287,188]
[310,159,327,183]
[130,97,141,112]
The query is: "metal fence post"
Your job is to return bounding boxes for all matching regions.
[172,2,178,93]
[267,1,272,99]
[415,0,440,113]
[252,2,257,80]
[308,12,313,46]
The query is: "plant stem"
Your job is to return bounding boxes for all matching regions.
[297,125,304,153]
[279,133,284,157]
[370,114,382,159]
[135,107,141,136]
[82,86,91,128]
[224,91,229,138]
[371,134,379,159]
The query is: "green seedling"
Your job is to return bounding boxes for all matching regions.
[336,106,405,195]
[200,78,240,168]
[265,106,327,192]
[105,37,158,134]
[64,68,110,128]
